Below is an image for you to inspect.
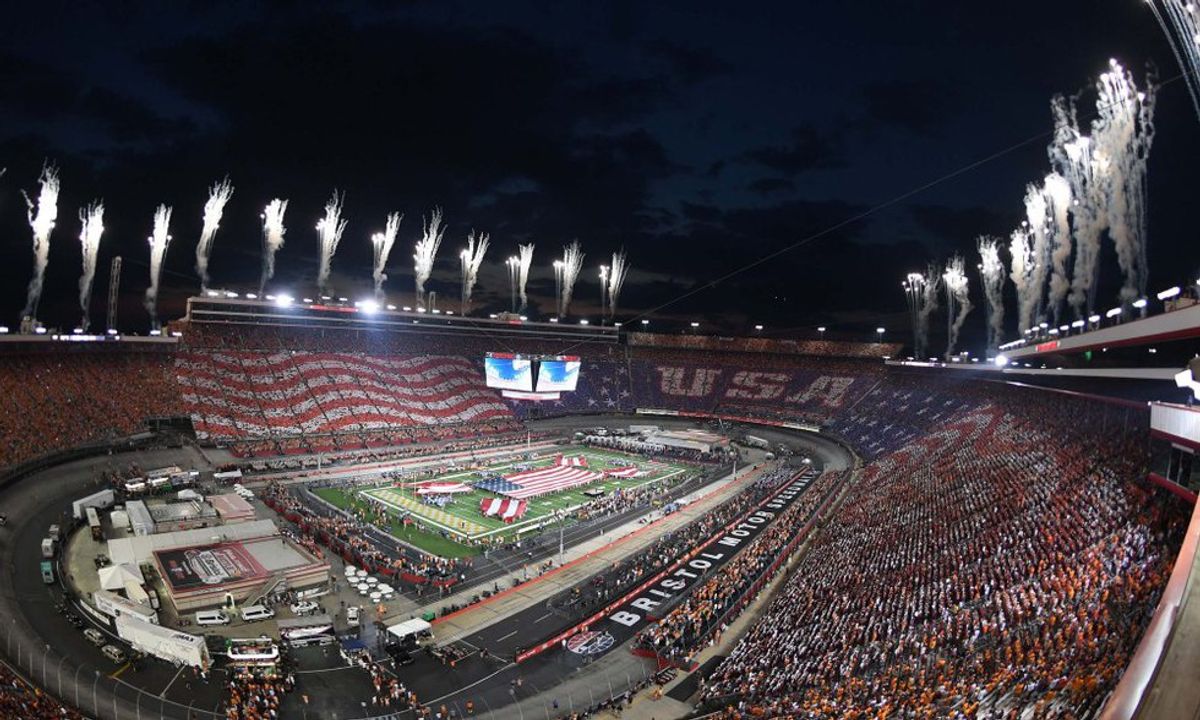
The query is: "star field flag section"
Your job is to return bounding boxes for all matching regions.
[535,358,581,393]
[488,463,602,499]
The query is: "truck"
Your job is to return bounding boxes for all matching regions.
[40,561,55,584]
[87,507,103,541]
[743,435,770,450]
[41,538,56,559]
[47,524,61,542]
[114,614,209,668]
[277,615,335,647]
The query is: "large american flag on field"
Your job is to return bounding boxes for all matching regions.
[175,351,514,440]
[499,464,601,499]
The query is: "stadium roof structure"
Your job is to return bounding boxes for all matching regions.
[183,295,621,344]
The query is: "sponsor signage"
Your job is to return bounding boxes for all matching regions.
[515,470,814,663]
[1036,340,1060,352]
[156,542,269,591]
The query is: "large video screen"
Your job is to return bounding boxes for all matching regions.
[535,358,581,393]
[484,354,534,392]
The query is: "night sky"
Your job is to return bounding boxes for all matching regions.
[1,1,1198,350]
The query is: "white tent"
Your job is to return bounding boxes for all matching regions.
[386,618,432,641]
[98,563,146,591]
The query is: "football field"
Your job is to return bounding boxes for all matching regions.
[357,447,688,543]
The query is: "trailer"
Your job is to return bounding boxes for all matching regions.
[743,435,770,450]
[40,561,55,584]
[114,615,209,668]
[87,507,103,541]
[277,615,335,647]
[73,489,116,520]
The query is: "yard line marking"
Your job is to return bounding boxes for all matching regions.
[497,629,518,641]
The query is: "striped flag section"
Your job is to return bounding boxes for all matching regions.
[500,465,601,499]
[555,454,588,467]
[176,351,513,440]
[479,497,528,521]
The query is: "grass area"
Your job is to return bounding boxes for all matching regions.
[313,487,482,558]
[312,447,690,557]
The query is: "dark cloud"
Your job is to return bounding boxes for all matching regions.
[747,177,794,196]
[648,40,732,83]
[908,203,1012,254]
[743,125,844,176]
[862,79,959,136]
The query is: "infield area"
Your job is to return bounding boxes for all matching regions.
[314,447,690,554]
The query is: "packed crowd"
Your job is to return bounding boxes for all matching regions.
[0,349,181,468]
[223,668,295,720]
[366,659,419,711]
[0,660,83,719]
[638,469,845,665]
[548,464,798,618]
[702,387,1184,718]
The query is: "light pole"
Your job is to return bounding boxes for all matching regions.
[876,327,885,343]
[817,326,826,341]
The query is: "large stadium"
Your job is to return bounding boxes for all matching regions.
[5,3,1200,720]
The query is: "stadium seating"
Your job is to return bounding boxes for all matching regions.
[699,377,1184,718]
[0,350,181,469]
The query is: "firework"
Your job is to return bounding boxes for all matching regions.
[517,243,534,312]
[1018,183,1049,332]
[144,204,173,330]
[559,240,585,318]
[1008,225,1036,334]
[902,272,927,358]
[1042,173,1072,326]
[21,164,60,320]
[1094,60,1156,305]
[370,212,402,301]
[316,191,347,296]
[943,255,972,360]
[506,256,520,313]
[1147,1,1200,122]
[607,249,630,320]
[259,199,288,295]
[977,237,1005,353]
[414,208,446,310]
[1048,95,1106,319]
[195,177,233,291]
[459,230,489,314]
[902,267,940,359]
[77,202,105,332]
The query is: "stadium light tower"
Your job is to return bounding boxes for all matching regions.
[818,326,826,340]
[876,327,885,342]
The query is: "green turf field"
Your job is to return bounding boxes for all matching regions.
[318,447,688,554]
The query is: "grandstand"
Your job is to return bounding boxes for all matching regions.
[0,298,1196,720]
